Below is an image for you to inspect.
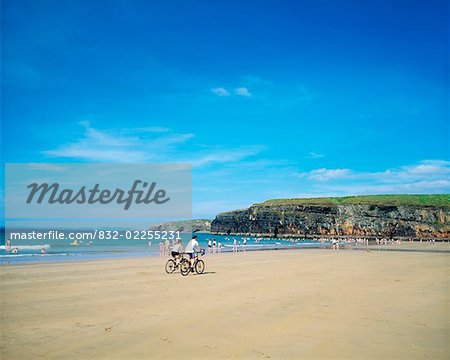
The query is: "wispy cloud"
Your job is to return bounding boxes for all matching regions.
[124,126,170,133]
[189,146,264,167]
[43,122,192,163]
[306,151,324,159]
[211,86,253,97]
[44,122,264,167]
[235,87,252,97]
[297,168,351,181]
[295,160,450,194]
[324,180,450,196]
[211,87,230,96]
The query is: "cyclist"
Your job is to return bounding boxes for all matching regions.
[185,235,200,268]
[171,240,183,264]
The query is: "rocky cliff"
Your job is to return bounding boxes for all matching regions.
[211,195,450,238]
[149,219,212,232]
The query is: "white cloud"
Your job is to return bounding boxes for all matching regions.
[189,146,265,167]
[306,151,324,159]
[295,160,450,194]
[43,122,192,163]
[297,168,351,181]
[321,180,450,196]
[211,87,230,96]
[210,86,252,98]
[43,122,263,167]
[125,126,170,133]
[235,87,252,97]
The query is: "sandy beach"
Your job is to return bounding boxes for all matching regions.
[1,246,449,359]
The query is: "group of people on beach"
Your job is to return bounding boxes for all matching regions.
[225,237,248,252]
[157,235,252,257]
[207,238,223,253]
[3,239,46,255]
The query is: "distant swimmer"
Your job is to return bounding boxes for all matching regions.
[40,248,46,254]
[12,247,18,254]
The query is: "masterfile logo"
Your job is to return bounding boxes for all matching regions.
[26,180,170,210]
[6,163,192,220]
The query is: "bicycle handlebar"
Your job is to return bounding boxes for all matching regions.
[180,249,205,256]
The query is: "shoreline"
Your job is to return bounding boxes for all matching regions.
[210,232,450,241]
[2,241,449,266]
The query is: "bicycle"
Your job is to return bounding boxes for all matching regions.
[180,249,205,276]
[165,253,189,274]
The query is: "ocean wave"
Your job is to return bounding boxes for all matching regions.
[0,253,75,258]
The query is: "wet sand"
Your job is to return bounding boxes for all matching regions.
[1,247,449,359]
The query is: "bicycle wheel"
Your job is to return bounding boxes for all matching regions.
[165,259,176,274]
[180,259,191,276]
[195,259,205,274]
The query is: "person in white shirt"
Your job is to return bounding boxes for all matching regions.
[185,235,199,267]
[171,240,183,263]
[208,239,212,253]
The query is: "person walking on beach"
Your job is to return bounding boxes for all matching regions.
[332,238,338,250]
[208,239,212,254]
[164,239,170,257]
[159,242,164,256]
[5,239,11,253]
[243,237,247,251]
[213,239,217,254]
[218,241,223,253]
[233,238,237,252]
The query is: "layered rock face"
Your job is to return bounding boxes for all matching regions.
[150,219,212,232]
[211,204,450,238]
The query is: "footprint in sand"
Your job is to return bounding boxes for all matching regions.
[160,336,172,343]
[254,350,271,358]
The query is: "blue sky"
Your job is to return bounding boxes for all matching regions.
[1,0,449,218]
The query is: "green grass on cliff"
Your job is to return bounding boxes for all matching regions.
[258,194,450,207]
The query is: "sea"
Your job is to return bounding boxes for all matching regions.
[0,229,330,265]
